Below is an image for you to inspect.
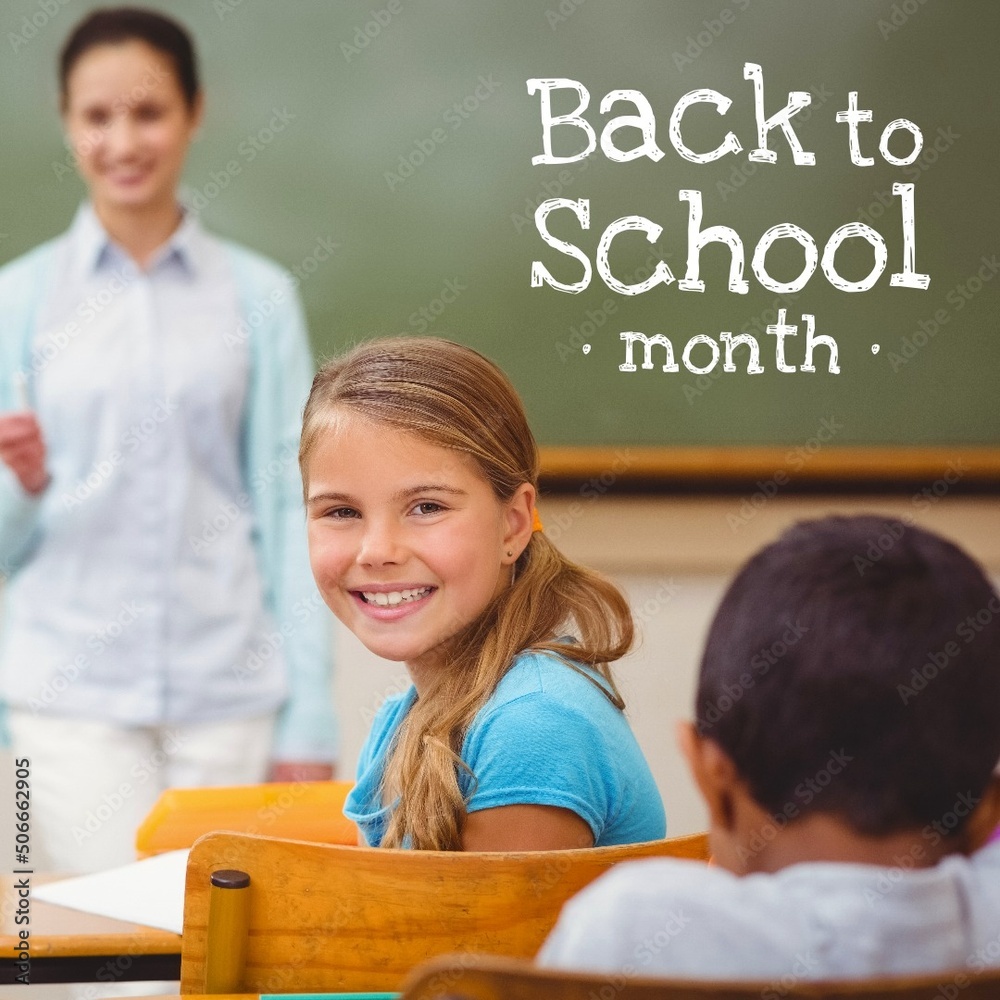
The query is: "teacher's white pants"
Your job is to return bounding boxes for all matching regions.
[8,710,275,874]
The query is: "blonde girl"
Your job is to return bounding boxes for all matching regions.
[301,337,665,851]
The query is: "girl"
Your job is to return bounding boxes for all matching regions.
[300,337,665,851]
[0,7,335,872]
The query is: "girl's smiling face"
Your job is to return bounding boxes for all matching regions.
[62,40,201,217]
[305,411,534,686]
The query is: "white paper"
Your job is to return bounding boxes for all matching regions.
[32,848,189,935]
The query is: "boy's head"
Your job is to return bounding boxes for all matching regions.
[683,515,1000,871]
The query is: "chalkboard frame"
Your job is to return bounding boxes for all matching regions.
[539,446,1000,490]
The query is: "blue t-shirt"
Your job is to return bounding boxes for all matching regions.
[344,649,666,847]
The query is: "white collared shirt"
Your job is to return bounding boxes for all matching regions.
[0,204,287,726]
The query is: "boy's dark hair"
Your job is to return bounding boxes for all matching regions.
[60,7,199,108]
[696,515,1000,836]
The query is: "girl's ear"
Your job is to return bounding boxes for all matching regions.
[501,482,536,565]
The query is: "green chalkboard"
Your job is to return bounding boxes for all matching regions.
[2,0,997,451]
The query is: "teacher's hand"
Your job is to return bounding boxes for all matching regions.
[0,413,49,495]
[268,760,336,782]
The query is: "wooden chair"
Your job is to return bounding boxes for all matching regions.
[134,780,356,857]
[401,953,1000,1000]
[179,829,709,993]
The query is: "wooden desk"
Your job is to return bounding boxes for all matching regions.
[0,874,181,984]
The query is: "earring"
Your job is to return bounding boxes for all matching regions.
[506,549,513,558]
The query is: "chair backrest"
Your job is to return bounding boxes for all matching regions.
[179,829,709,994]
[135,781,356,857]
[401,953,1000,1000]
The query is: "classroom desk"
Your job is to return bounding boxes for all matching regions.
[0,874,181,984]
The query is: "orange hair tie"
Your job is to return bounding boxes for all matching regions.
[532,507,544,533]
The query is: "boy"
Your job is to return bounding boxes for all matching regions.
[539,516,1000,979]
